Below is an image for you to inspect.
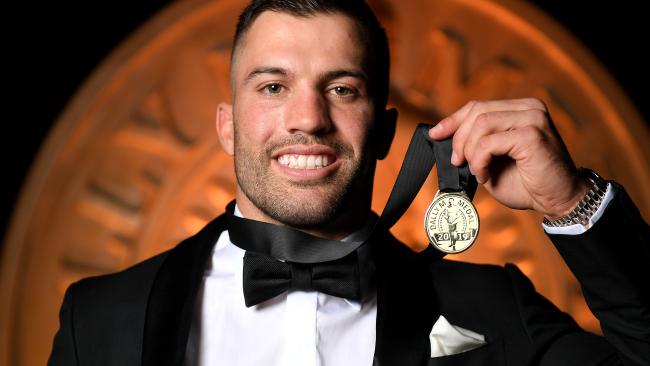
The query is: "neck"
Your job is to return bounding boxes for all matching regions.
[235,191,372,240]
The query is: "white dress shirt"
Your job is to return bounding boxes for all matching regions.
[188,184,613,365]
[188,208,377,366]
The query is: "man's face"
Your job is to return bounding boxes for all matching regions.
[219,11,389,233]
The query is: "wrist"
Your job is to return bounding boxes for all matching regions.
[543,168,608,227]
[544,173,590,220]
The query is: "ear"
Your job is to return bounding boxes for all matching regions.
[215,102,234,155]
[374,107,397,160]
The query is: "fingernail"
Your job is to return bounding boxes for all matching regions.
[432,123,443,134]
[451,151,458,165]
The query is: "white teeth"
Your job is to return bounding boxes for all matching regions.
[277,154,332,169]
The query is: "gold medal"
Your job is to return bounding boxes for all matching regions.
[424,190,479,254]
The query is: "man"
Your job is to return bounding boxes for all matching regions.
[49,0,649,365]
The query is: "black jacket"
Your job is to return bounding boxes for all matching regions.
[48,183,650,365]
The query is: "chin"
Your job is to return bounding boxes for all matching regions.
[261,195,343,228]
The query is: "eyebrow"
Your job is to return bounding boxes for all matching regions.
[244,67,289,83]
[321,69,368,83]
[243,67,368,84]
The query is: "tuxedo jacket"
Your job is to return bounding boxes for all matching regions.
[48,183,650,366]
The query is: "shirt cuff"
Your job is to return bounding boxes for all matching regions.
[542,182,613,235]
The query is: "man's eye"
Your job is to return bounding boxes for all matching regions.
[331,86,354,97]
[263,83,283,94]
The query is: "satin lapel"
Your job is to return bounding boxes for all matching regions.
[373,235,442,366]
[142,214,227,366]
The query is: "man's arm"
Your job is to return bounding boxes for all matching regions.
[547,182,650,365]
[428,98,649,364]
[501,184,649,365]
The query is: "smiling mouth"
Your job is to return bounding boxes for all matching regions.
[277,154,333,169]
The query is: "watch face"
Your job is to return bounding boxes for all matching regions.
[424,191,480,254]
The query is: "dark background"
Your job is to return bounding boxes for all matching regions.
[3,1,649,240]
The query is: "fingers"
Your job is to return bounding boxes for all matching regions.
[463,108,549,167]
[428,100,476,140]
[428,98,547,165]
[427,98,581,214]
[469,126,545,184]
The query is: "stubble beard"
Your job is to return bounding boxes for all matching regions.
[233,129,374,229]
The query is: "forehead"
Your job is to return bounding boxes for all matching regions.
[233,11,367,77]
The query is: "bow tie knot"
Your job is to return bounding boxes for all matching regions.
[243,251,361,307]
[290,263,313,291]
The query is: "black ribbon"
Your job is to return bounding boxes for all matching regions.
[432,138,478,199]
[225,123,453,306]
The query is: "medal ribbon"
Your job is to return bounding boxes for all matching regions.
[432,138,478,198]
[226,123,461,263]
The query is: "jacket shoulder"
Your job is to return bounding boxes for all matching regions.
[72,249,169,302]
[68,213,228,315]
[67,250,170,331]
[53,250,171,365]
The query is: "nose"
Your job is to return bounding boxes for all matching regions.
[283,88,332,135]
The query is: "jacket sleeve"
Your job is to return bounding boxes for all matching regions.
[544,182,650,365]
[48,282,79,366]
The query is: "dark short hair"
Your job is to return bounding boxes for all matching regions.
[232,0,390,110]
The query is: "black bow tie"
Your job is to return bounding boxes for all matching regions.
[242,251,361,307]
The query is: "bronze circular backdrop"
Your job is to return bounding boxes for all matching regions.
[2,0,649,365]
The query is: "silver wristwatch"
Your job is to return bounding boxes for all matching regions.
[543,168,608,227]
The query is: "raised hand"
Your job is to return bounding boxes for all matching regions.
[428,98,589,220]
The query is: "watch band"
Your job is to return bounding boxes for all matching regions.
[543,168,608,227]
